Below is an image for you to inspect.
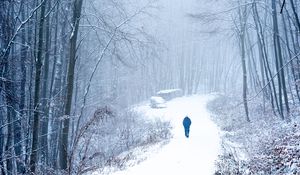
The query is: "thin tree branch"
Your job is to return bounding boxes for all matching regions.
[1,0,46,61]
[234,52,300,108]
[44,0,60,18]
[280,0,286,14]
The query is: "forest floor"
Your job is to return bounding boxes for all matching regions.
[93,95,221,175]
[208,94,300,174]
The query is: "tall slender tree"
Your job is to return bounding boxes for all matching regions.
[29,0,46,172]
[59,0,84,172]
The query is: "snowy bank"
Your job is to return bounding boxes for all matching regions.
[208,95,300,175]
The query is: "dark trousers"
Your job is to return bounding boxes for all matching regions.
[184,127,190,138]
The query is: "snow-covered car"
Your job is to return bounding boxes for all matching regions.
[157,89,183,101]
[150,96,167,108]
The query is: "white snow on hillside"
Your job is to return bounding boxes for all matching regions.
[95,95,221,175]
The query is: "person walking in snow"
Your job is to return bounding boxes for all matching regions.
[183,116,191,138]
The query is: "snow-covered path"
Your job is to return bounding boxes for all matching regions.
[109,95,221,175]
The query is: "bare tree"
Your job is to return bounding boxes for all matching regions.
[29,0,47,173]
[59,0,84,172]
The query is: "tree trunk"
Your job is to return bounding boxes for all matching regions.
[289,0,300,32]
[29,0,46,172]
[272,0,290,119]
[281,12,300,104]
[238,2,250,122]
[59,0,84,172]
[18,1,27,173]
[40,0,52,167]
[241,32,250,122]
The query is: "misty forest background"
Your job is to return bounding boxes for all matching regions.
[1,0,300,174]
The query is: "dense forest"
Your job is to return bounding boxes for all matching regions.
[0,0,300,174]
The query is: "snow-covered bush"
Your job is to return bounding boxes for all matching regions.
[71,107,172,174]
[247,124,300,175]
[208,95,300,175]
[214,153,248,175]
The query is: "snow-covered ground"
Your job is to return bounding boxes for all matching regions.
[95,95,221,175]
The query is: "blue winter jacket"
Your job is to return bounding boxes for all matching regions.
[183,116,191,128]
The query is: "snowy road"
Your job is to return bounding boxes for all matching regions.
[108,95,221,175]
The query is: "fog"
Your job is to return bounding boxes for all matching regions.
[79,0,242,115]
[1,0,299,174]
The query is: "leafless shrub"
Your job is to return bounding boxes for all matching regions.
[70,107,172,175]
[208,95,300,175]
